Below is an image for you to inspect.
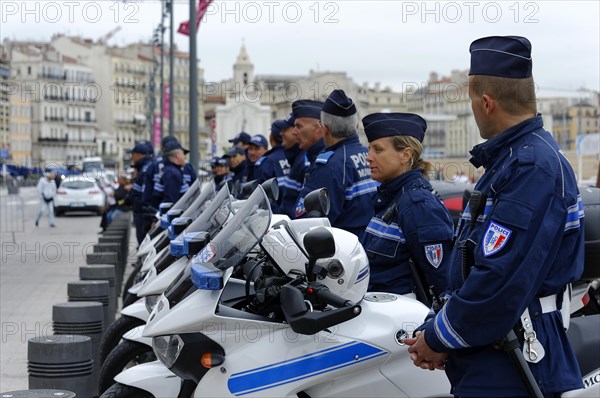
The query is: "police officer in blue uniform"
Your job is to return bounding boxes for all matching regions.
[294,90,376,238]
[225,146,249,188]
[151,140,193,208]
[247,134,269,183]
[361,112,453,298]
[255,120,290,185]
[278,112,308,218]
[143,136,177,207]
[211,156,231,192]
[406,36,585,397]
[126,142,154,244]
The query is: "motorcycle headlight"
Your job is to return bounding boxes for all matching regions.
[153,334,184,368]
[144,294,161,313]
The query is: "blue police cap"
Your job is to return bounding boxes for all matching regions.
[225,146,245,157]
[130,142,151,155]
[228,131,251,144]
[292,100,324,120]
[164,140,189,154]
[161,136,178,148]
[469,36,533,78]
[211,156,228,167]
[322,89,356,117]
[362,113,427,143]
[249,134,268,148]
[271,119,289,138]
[284,112,296,128]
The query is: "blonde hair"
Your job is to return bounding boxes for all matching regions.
[391,135,432,178]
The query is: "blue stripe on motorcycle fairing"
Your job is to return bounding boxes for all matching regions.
[227,341,387,396]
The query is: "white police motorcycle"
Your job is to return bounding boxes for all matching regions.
[102,186,600,398]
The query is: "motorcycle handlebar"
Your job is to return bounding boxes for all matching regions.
[311,286,353,309]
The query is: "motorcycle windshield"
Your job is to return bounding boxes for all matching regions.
[193,186,271,272]
[180,180,216,219]
[181,183,233,237]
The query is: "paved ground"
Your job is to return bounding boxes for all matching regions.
[0,186,135,393]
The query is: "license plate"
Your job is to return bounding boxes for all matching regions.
[70,202,85,207]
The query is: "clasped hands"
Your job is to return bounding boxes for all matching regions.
[404,331,448,371]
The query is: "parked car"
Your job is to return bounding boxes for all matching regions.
[430,180,474,226]
[54,176,106,216]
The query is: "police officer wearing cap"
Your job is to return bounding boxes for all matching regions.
[229,131,252,150]
[247,134,269,182]
[211,156,231,192]
[151,140,193,208]
[225,146,248,188]
[278,112,308,218]
[143,136,176,208]
[406,36,584,397]
[294,90,377,238]
[361,112,453,298]
[126,142,154,244]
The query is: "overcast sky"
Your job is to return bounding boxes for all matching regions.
[2,0,599,92]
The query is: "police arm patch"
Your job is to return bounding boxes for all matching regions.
[294,196,306,217]
[482,221,512,257]
[424,244,443,268]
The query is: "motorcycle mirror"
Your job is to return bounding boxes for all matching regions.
[304,188,330,218]
[261,177,279,202]
[159,202,174,215]
[241,180,259,199]
[303,227,335,279]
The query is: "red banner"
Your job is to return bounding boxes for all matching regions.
[153,114,161,148]
[178,0,213,36]
[163,84,170,120]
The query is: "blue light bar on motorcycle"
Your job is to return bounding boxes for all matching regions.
[191,262,223,290]
[160,215,170,229]
[170,240,185,256]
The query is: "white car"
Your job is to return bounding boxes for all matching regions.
[54,176,106,216]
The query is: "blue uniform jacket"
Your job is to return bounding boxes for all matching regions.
[294,135,377,238]
[361,169,453,297]
[151,159,186,208]
[128,156,153,214]
[143,155,163,207]
[423,116,585,396]
[254,145,290,213]
[278,145,308,218]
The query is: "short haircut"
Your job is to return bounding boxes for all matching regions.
[320,111,358,139]
[470,75,537,116]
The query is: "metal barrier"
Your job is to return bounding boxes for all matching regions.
[0,193,25,243]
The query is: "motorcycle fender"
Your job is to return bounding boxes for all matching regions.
[120,298,149,321]
[122,325,152,346]
[562,369,600,397]
[141,246,158,273]
[114,360,180,396]
[128,280,144,295]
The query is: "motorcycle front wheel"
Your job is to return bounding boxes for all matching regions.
[100,382,154,398]
[99,315,146,363]
[98,340,156,395]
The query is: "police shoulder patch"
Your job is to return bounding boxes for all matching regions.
[315,151,334,164]
[294,196,306,217]
[482,221,512,257]
[424,244,443,268]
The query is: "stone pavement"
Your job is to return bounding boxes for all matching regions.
[0,186,136,392]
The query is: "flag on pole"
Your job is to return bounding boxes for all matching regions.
[178,0,213,36]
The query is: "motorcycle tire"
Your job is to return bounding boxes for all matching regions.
[122,291,139,308]
[99,315,145,363]
[98,340,156,395]
[100,382,154,398]
[122,260,143,299]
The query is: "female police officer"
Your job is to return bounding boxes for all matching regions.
[361,113,453,300]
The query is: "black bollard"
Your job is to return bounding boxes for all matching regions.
[93,243,125,277]
[52,302,103,397]
[86,252,121,295]
[0,390,76,397]
[67,281,113,330]
[79,264,117,308]
[28,335,92,398]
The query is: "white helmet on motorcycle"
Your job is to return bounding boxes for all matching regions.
[315,227,369,305]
